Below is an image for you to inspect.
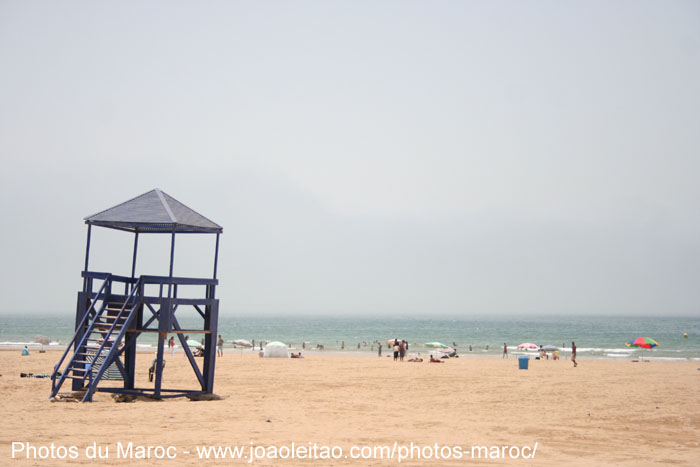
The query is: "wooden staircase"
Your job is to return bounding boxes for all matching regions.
[51,277,139,402]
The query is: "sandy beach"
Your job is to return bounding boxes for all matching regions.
[1,350,698,466]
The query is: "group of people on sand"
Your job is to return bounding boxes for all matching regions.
[500,341,578,367]
[164,334,578,368]
[390,338,408,361]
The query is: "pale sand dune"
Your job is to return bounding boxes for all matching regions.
[1,350,699,465]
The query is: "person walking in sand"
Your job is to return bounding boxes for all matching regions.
[169,336,175,357]
[571,341,577,367]
[217,335,224,357]
[503,343,508,358]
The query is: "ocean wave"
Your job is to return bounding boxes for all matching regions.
[577,347,636,353]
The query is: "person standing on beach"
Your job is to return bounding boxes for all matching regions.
[393,341,399,361]
[503,343,508,358]
[217,335,224,357]
[169,336,175,357]
[378,343,382,357]
[571,341,577,367]
[399,341,406,361]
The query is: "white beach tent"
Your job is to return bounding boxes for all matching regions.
[263,341,290,358]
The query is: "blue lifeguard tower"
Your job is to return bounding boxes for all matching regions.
[51,189,223,402]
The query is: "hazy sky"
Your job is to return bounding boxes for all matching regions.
[1,1,698,317]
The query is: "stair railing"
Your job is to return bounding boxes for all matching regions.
[51,275,112,395]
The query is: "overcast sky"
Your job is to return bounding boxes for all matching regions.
[1,1,698,317]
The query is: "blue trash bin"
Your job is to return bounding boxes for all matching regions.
[518,356,529,370]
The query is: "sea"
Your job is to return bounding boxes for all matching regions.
[1,314,699,361]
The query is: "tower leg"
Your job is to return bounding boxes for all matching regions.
[123,305,141,390]
[72,293,89,391]
[153,332,166,398]
[153,299,172,398]
[202,300,219,393]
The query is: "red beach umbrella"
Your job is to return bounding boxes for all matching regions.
[626,337,659,349]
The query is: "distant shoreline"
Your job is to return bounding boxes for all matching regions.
[3,346,698,362]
